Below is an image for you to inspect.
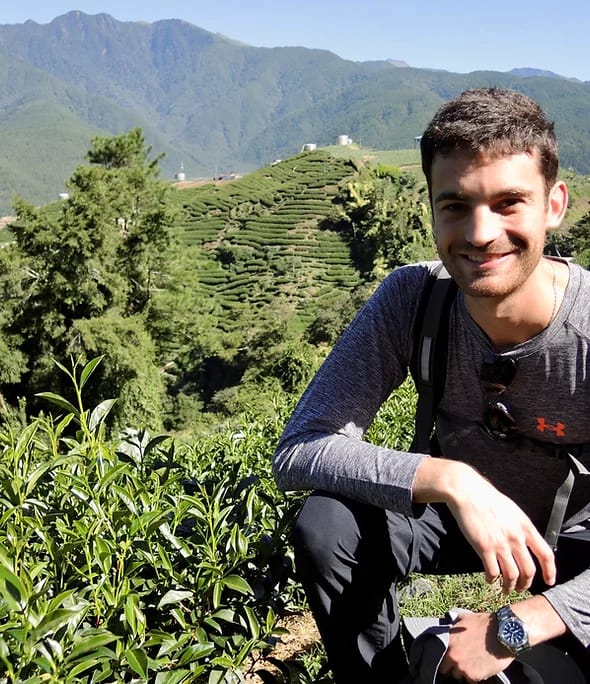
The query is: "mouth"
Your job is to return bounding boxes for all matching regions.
[463,252,513,266]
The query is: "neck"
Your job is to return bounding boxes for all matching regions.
[465,257,566,349]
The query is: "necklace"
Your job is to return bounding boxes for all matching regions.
[547,261,559,327]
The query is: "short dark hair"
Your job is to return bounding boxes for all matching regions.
[420,88,559,195]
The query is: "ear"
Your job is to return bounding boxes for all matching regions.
[546,180,568,231]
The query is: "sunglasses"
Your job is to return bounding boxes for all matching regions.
[480,355,518,440]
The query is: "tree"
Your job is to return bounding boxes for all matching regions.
[5,129,175,427]
[326,166,436,279]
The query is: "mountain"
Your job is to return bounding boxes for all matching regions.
[0,11,589,214]
[507,68,578,81]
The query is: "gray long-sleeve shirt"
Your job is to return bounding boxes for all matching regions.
[274,259,590,647]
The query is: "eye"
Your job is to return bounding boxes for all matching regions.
[494,197,522,212]
[438,201,467,214]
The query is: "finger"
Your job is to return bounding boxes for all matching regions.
[527,531,557,586]
[497,553,520,594]
[511,545,537,592]
[480,550,501,585]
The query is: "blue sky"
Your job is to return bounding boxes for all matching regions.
[3,0,590,82]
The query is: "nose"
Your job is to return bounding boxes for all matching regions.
[465,206,503,246]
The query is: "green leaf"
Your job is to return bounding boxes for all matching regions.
[155,670,193,684]
[97,463,129,491]
[112,484,138,515]
[143,434,170,457]
[221,574,253,595]
[35,392,79,417]
[157,589,194,609]
[88,399,117,433]
[177,642,215,665]
[32,609,78,639]
[66,633,119,662]
[0,564,28,610]
[79,356,104,389]
[126,647,149,678]
[242,605,260,640]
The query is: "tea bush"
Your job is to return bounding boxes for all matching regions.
[0,358,303,683]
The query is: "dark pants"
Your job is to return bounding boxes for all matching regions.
[291,491,589,684]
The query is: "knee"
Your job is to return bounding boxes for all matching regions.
[291,492,367,577]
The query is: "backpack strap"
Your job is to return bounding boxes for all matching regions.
[545,449,590,549]
[409,263,457,454]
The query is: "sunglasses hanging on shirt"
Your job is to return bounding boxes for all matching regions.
[480,355,518,440]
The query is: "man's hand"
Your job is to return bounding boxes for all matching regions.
[438,597,568,681]
[413,458,556,592]
[438,612,512,682]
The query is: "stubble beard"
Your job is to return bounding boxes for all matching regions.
[439,244,542,300]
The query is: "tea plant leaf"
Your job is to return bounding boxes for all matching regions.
[211,609,235,624]
[88,399,117,433]
[112,484,138,515]
[125,647,149,679]
[13,421,39,458]
[177,642,216,665]
[143,434,171,457]
[97,462,129,491]
[32,609,79,639]
[35,392,79,417]
[79,356,104,389]
[24,461,57,497]
[159,522,191,558]
[242,605,260,640]
[65,632,119,661]
[155,669,194,684]
[157,589,194,609]
[67,656,116,680]
[0,565,28,610]
[221,575,253,595]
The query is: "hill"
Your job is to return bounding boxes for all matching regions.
[0,12,589,214]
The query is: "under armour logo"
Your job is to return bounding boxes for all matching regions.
[536,418,566,437]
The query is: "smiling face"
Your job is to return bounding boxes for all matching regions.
[431,149,568,301]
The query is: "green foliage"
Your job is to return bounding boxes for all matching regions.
[4,129,174,429]
[69,314,166,433]
[566,210,590,268]
[325,166,436,279]
[366,378,418,451]
[0,357,302,682]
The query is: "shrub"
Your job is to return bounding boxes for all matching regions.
[0,358,300,682]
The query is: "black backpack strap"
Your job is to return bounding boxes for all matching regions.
[410,263,457,454]
[545,450,590,550]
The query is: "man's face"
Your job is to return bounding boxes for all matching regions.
[431,150,565,300]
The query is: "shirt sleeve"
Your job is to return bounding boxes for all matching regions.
[543,570,590,647]
[273,263,432,514]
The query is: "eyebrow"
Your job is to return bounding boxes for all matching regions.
[433,188,534,205]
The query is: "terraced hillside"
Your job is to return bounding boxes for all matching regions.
[171,150,365,331]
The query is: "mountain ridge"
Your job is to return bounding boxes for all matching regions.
[0,12,588,214]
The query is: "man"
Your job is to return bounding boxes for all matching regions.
[273,88,590,682]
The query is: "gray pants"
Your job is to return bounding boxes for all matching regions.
[291,491,589,683]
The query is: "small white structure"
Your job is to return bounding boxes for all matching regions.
[337,135,352,146]
[58,192,70,200]
[175,163,186,181]
[301,143,317,152]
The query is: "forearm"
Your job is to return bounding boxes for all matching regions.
[510,595,567,646]
[274,431,426,513]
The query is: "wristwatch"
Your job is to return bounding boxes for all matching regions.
[496,605,530,655]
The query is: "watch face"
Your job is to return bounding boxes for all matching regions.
[500,619,527,647]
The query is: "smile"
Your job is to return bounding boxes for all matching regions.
[465,253,511,264]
